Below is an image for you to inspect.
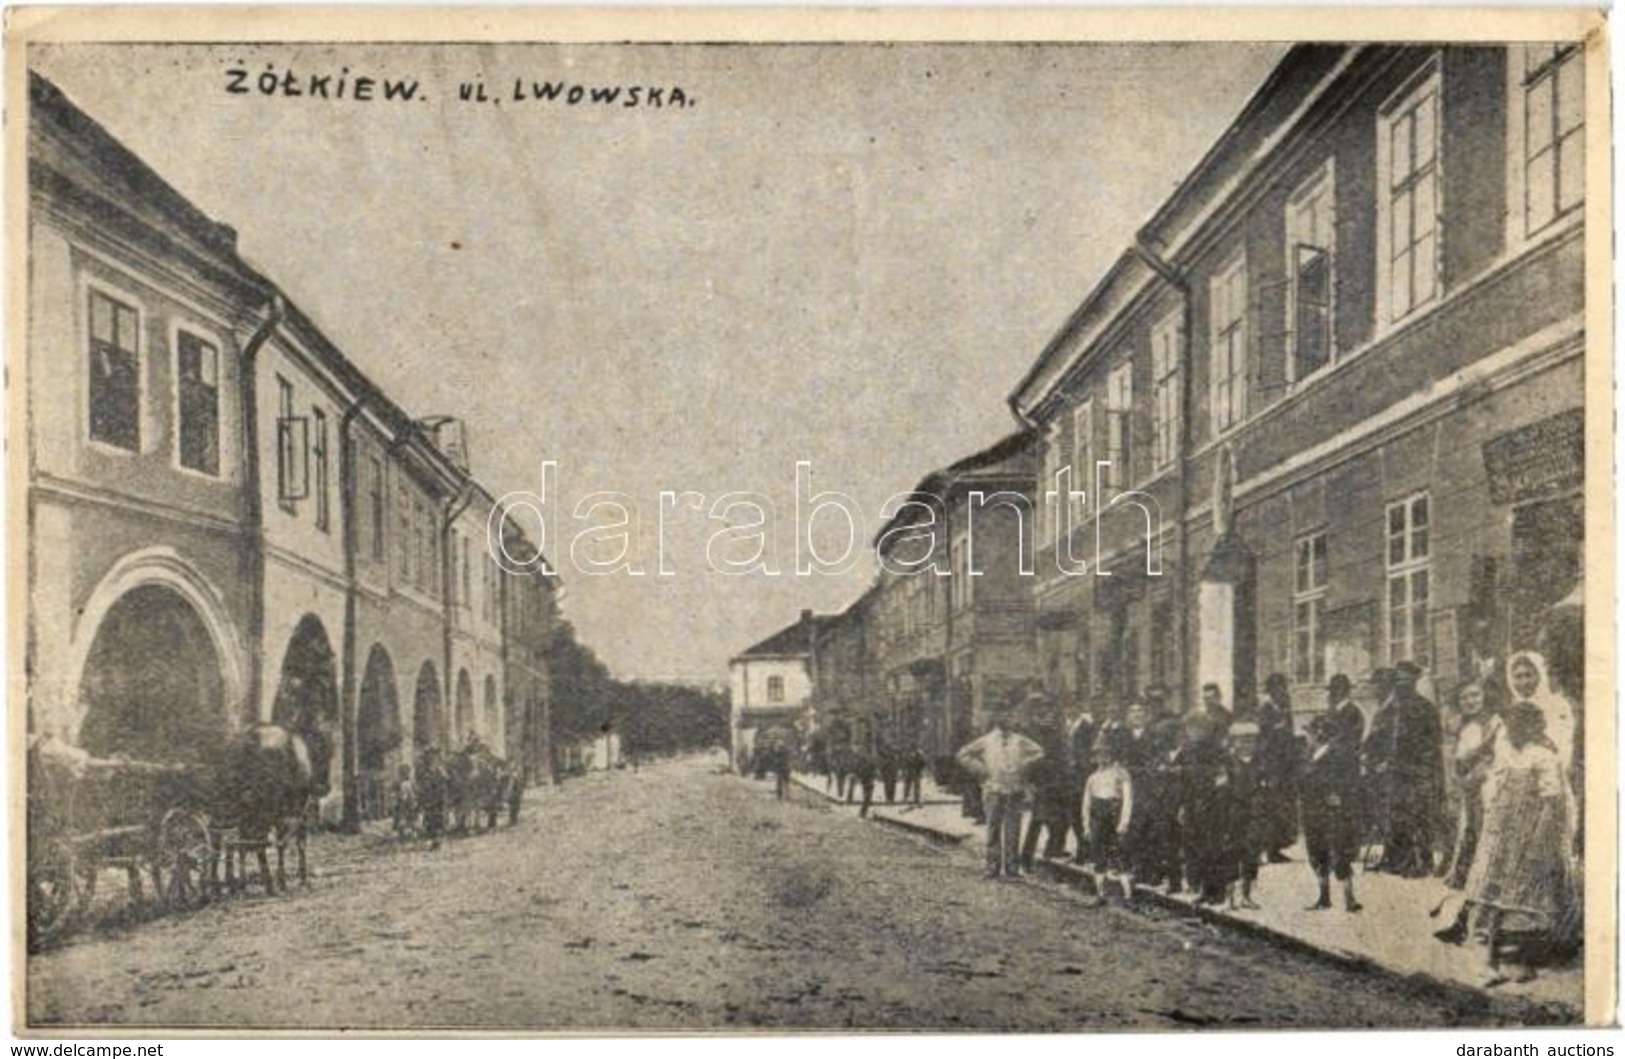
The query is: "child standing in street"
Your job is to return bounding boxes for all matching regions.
[1225,721,1267,910]
[1082,729,1136,903]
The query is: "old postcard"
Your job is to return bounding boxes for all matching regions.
[6,6,1615,1034]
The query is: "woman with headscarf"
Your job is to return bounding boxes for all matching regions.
[1465,700,1574,986]
[1505,651,1576,779]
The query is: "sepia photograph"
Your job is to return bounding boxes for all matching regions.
[5,7,1614,1035]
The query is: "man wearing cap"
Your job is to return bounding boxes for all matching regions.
[957,696,1045,879]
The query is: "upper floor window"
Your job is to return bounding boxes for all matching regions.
[1150,310,1181,471]
[951,531,973,611]
[274,375,307,510]
[766,675,785,703]
[1380,64,1442,325]
[1039,424,1062,548]
[460,534,473,609]
[312,407,330,533]
[1209,253,1248,435]
[1070,398,1094,520]
[1521,44,1584,236]
[88,289,141,451]
[396,491,413,581]
[368,455,386,561]
[1285,162,1336,382]
[175,331,219,476]
[1104,362,1133,490]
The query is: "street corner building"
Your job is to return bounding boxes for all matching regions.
[22,71,561,830]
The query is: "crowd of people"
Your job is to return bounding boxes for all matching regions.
[761,646,1582,991]
[391,733,526,850]
[942,654,1583,987]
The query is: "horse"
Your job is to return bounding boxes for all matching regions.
[212,724,316,894]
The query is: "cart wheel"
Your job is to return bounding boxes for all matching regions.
[157,809,212,911]
[27,837,80,950]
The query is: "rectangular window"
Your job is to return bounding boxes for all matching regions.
[1071,398,1094,521]
[420,505,437,595]
[952,532,967,611]
[1292,533,1328,685]
[368,456,386,561]
[396,492,412,581]
[1039,424,1062,549]
[1209,254,1248,434]
[1385,493,1431,664]
[767,676,785,704]
[461,535,473,609]
[275,375,307,508]
[1104,362,1133,490]
[175,331,220,475]
[1522,44,1584,236]
[1150,311,1181,471]
[88,290,141,451]
[312,407,330,532]
[1286,163,1336,382]
[1382,68,1441,323]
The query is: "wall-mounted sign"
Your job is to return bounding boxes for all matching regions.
[1482,408,1583,505]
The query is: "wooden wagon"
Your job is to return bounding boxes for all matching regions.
[26,737,215,950]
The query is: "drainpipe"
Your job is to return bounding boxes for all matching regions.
[239,294,285,729]
[337,389,375,833]
[441,484,475,747]
[496,517,512,761]
[1133,237,1194,708]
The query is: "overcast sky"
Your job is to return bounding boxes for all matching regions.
[33,41,1289,684]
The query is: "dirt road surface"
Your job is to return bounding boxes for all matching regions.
[27,754,1540,1031]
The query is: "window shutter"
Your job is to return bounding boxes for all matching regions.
[1254,272,1292,392]
[278,415,310,501]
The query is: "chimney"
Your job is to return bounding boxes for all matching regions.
[800,608,814,624]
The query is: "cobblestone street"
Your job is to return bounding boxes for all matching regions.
[27,754,1559,1032]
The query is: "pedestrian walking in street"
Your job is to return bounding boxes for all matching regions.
[1082,728,1135,903]
[1256,673,1301,863]
[1066,699,1100,865]
[833,743,852,803]
[1201,683,1234,735]
[417,746,448,851]
[1137,687,1185,890]
[392,762,420,841]
[1223,721,1267,911]
[1364,663,1444,877]
[1118,701,1155,878]
[902,744,928,808]
[505,760,525,825]
[956,698,1044,879]
[1434,679,1502,944]
[1301,712,1362,913]
[878,736,901,805]
[1019,691,1074,870]
[1178,711,1233,906]
[1505,651,1577,784]
[1465,699,1575,986]
[772,742,794,801]
[850,741,878,818]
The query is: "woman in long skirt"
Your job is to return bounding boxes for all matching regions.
[1465,700,1573,986]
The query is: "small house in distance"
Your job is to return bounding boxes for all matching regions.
[728,609,824,772]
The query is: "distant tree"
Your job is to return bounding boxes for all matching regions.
[545,624,727,765]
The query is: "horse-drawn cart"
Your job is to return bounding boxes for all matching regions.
[26,737,215,950]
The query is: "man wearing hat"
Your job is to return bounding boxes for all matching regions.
[956,695,1045,879]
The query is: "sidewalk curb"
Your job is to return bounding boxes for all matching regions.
[777,773,1579,1024]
